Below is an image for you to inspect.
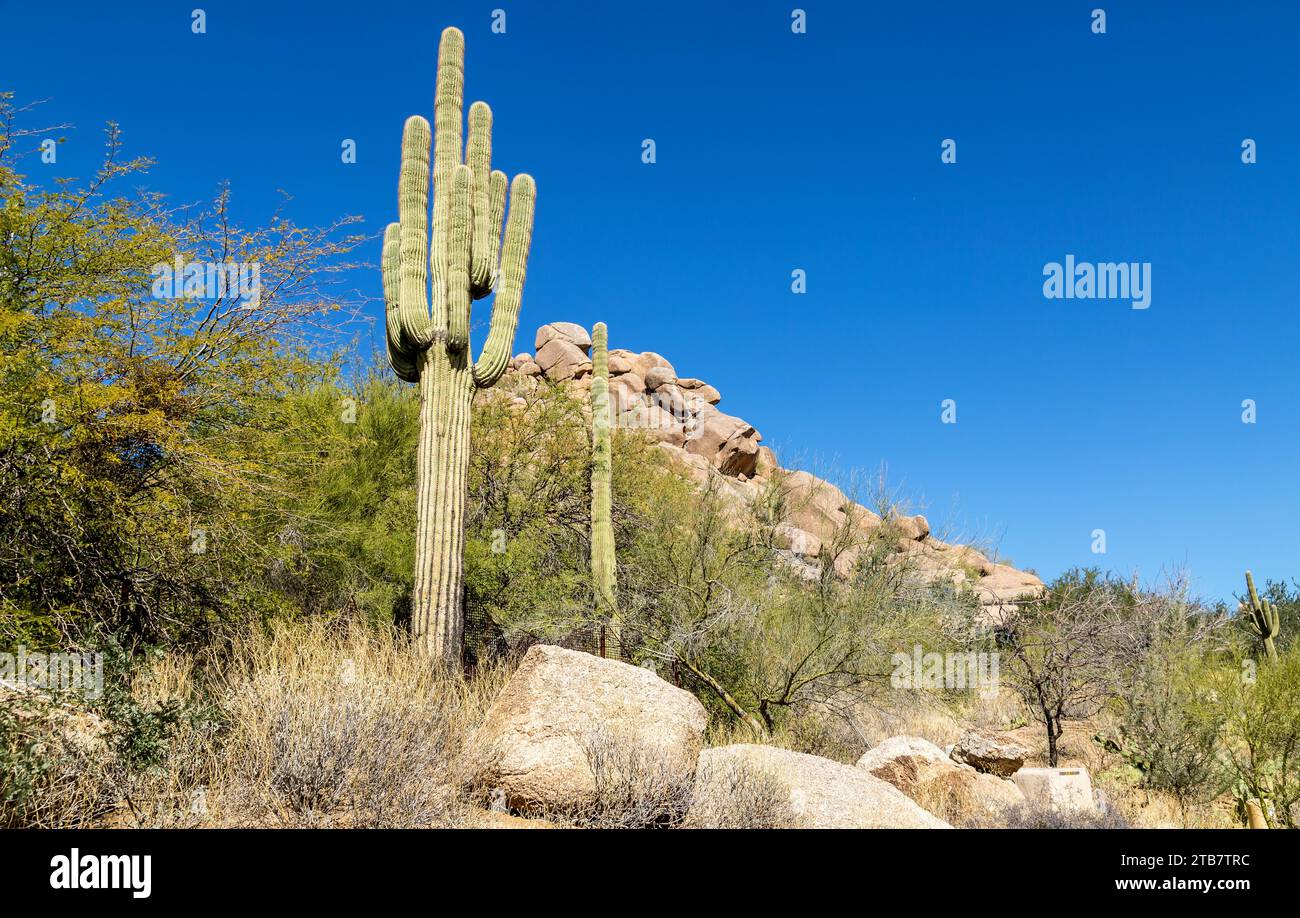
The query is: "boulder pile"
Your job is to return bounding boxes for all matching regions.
[501,322,1045,617]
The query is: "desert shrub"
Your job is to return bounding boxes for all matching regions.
[1201,646,1300,828]
[996,801,1132,829]
[0,640,220,828]
[0,686,113,827]
[211,620,500,828]
[682,760,804,829]
[555,727,697,829]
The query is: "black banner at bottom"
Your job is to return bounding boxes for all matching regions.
[0,828,1283,905]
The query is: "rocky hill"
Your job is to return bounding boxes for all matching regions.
[503,322,1044,619]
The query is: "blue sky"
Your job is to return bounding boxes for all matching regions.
[3,0,1298,605]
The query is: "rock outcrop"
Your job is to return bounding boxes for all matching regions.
[950,730,1031,778]
[475,645,707,813]
[503,323,1045,614]
[690,744,950,828]
[855,735,1025,825]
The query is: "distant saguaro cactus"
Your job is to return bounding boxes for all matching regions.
[590,322,618,653]
[1243,570,1280,661]
[381,26,537,666]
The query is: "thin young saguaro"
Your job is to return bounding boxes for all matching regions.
[381,26,536,666]
[590,322,618,652]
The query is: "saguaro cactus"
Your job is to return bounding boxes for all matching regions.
[381,27,536,665]
[590,323,617,650]
[1243,570,1280,661]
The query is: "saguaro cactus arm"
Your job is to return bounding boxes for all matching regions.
[381,222,419,383]
[387,27,534,366]
[1244,570,1281,660]
[472,173,535,388]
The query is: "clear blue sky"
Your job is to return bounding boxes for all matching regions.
[4,1,1298,605]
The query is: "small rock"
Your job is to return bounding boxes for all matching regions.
[950,730,1031,778]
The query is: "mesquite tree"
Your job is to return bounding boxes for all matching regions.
[380,27,536,665]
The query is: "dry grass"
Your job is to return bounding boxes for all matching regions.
[4,621,515,828]
[682,758,805,829]
[205,620,508,827]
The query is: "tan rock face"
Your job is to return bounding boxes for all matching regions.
[535,337,592,381]
[684,410,760,478]
[856,735,1025,826]
[693,384,722,405]
[974,564,1045,605]
[648,383,690,421]
[476,645,708,813]
[675,378,722,405]
[894,514,930,541]
[779,470,856,544]
[644,366,676,391]
[609,374,646,413]
[774,522,822,558]
[535,321,592,354]
[629,351,674,381]
[620,403,685,446]
[691,744,950,829]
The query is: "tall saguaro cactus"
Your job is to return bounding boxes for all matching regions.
[590,323,617,651]
[1243,570,1280,661]
[381,27,536,665]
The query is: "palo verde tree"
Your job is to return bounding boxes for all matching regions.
[380,27,537,666]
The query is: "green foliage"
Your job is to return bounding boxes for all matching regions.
[1199,646,1300,828]
[0,95,363,650]
[1102,646,1230,812]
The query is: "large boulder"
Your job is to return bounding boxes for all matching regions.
[534,322,592,354]
[534,337,592,381]
[644,366,677,391]
[609,374,646,414]
[893,514,930,542]
[684,410,760,478]
[950,730,1030,778]
[629,351,674,381]
[690,744,950,829]
[620,403,685,446]
[476,645,708,813]
[777,470,882,543]
[856,735,1024,826]
[974,564,1045,605]
[1011,766,1096,815]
